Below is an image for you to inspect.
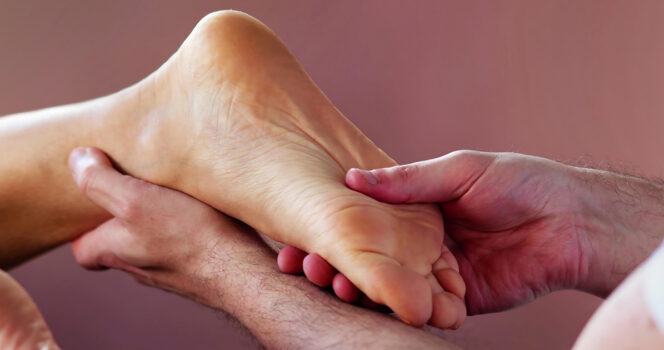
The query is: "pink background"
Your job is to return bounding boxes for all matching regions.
[2,1,664,349]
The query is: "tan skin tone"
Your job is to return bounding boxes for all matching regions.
[0,10,464,328]
[283,151,664,315]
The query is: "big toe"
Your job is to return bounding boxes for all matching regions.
[343,254,432,326]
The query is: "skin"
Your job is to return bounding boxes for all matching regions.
[64,148,461,350]
[66,148,664,348]
[0,271,59,350]
[281,150,664,315]
[574,250,664,349]
[6,148,659,348]
[0,10,464,327]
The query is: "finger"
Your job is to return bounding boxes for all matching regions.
[332,273,361,303]
[71,218,144,276]
[277,246,307,274]
[71,219,124,270]
[345,151,495,204]
[303,253,336,287]
[69,147,149,221]
[430,291,467,329]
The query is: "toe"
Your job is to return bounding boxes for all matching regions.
[332,273,361,303]
[277,246,307,274]
[303,253,336,287]
[434,268,466,300]
[358,256,432,326]
[430,291,467,329]
[438,244,460,273]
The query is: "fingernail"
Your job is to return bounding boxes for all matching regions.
[358,169,379,185]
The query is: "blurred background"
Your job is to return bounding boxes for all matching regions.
[2,0,664,349]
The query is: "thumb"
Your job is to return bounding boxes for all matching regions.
[345,150,495,203]
[69,147,149,221]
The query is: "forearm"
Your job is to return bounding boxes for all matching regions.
[184,234,458,350]
[573,166,664,296]
[0,86,156,267]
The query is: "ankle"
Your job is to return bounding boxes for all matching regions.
[92,76,191,187]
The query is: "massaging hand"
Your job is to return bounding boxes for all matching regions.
[346,151,592,314]
[67,147,263,303]
[282,151,623,314]
[0,271,59,349]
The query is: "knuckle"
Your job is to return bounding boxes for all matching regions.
[115,198,140,222]
[395,164,418,183]
[115,183,145,221]
[447,149,477,162]
[447,149,498,177]
[391,165,421,202]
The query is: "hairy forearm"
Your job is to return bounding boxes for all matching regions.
[183,233,458,350]
[573,166,664,296]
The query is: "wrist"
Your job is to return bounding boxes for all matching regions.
[571,166,664,296]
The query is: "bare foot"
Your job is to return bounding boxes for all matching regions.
[109,11,465,327]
